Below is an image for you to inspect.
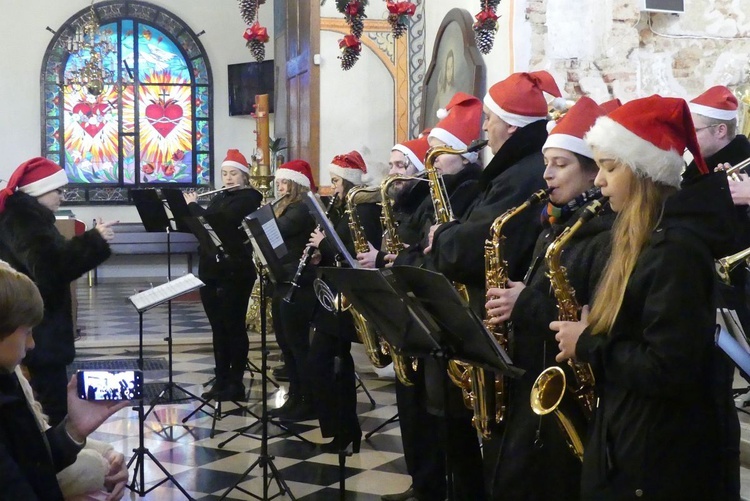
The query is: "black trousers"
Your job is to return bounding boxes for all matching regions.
[200,278,254,384]
[395,361,447,499]
[308,319,360,438]
[272,284,316,399]
[27,364,68,427]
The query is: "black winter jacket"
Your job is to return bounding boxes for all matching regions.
[0,192,111,367]
[575,172,735,500]
[0,371,83,500]
[187,188,262,282]
[485,200,615,501]
[275,199,316,284]
[431,120,548,311]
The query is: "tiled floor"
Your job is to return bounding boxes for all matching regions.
[74,279,410,500]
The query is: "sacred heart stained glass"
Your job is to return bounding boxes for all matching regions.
[42,2,213,204]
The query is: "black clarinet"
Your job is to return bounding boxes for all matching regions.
[283,193,338,303]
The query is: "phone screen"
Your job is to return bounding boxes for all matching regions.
[76,369,143,400]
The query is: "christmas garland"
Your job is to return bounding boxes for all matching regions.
[386,1,416,39]
[474,0,501,55]
[238,0,269,63]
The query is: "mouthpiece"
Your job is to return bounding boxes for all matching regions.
[467,139,489,153]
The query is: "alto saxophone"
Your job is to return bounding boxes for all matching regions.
[529,197,608,461]
[473,188,550,438]
[379,174,428,386]
[345,185,392,368]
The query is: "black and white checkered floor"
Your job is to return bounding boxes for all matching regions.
[74,280,411,500]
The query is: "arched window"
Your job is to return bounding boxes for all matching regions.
[41,1,213,204]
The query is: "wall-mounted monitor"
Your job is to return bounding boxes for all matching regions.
[641,0,684,13]
[228,60,275,116]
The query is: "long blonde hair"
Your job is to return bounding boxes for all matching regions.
[587,166,676,335]
[273,179,310,217]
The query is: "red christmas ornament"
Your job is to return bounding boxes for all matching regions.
[473,1,501,55]
[243,21,269,62]
[338,35,362,70]
[386,1,416,39]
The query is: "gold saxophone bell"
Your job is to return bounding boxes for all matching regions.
[530,366,585,460]
[716,245,750,285]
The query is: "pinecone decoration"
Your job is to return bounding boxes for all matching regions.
[388,14,408,39]
[474,21,496,55]
[350,16,365,38]
[248,39,265,62]
[339,34,362,70]
[238,0,258,25]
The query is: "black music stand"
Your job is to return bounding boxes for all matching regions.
[126,274,205,500]
[321,265,522,501]
[131,189,205,412]
[215,207,306,501]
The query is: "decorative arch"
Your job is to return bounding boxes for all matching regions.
[41,0,213,204]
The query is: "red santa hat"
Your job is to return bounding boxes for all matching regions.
[392,135,431,171]
[328,150,367,185]
[221,149,250,174]
[689,85,738,121]
[275,159,316,192]
[0,157,68,212]
[600,98,623,114]
[484,71,563,127]
[429,92,483,163]
[543,97,607,159]
[585,95,707,188]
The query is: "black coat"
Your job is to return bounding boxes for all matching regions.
[575,173,736,500]
[187,187,262,282]
[485,201,615,501]
[0,192,111,367]
[431,120,548,312]
[395,162,482,268]
[0,371,82,500]
[275,199,316,284]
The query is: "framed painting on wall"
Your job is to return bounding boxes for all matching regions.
[421,9,486,131]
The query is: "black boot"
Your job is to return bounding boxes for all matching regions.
[269,393,299,417]
[279,396,317,421]
[214,380,246,401]
[201,377,228,400]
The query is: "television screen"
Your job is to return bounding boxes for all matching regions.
[228,60,275,116]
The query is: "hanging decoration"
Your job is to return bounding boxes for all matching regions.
[385,1,416,39]
[339,34,362,71]
[336,0,368,39]
[243,21,269,62]
[238,0,265,26]
[473,0,501,55]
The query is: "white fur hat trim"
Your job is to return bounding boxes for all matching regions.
[275,168,310,188]
[585,116,684,188]
[221,160,250,174]
[428,128,479,164]
[483,93,547,128]
[688,102,738,121]
[392,144,425,171]
[543,133,594,160]
[328,164,363,185]
[19,169,68,197]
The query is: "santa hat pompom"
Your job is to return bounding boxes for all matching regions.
[546,120,557,134]
[436,108,449,120]
[551,97,568,111]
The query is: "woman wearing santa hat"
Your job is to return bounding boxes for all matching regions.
[552,96,734,499]
[184,149,262,401]
[266,159,318,420]
[307,150,382,453]
[483,97,616,501]
[0,157,116,426]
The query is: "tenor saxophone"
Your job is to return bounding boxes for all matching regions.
[472,188,550,438]
[529,197,607,461]
[345,185,393,368]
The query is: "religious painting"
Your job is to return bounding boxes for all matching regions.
[421,9,485,130]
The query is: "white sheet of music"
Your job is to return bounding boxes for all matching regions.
[262,218,284,250]
[128,274,205,312]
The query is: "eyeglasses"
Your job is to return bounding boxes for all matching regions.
[694,124,719,132]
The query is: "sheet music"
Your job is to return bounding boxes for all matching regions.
[198,216,223,248]
[128,273,205,312]
[262,219,284,250]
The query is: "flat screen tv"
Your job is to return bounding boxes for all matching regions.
[228,60,275,116]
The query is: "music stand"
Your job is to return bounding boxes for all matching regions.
[321,265,522,501]
[214,208,307,501]
[131,189,204,411]
[126,274,204,499]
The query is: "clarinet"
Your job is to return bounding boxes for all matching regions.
[283,193,338,303]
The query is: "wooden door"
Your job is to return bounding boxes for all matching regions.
[279,0,320,182]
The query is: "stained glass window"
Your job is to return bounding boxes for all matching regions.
[42,2,213,204]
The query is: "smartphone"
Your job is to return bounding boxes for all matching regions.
[76,369,143,400]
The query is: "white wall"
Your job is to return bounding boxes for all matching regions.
[0,0,274,223]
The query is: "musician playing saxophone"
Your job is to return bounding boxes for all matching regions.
[184,149,263,401]
[306,151,382,454]
[266,160,318,421]
[484,98,614,501]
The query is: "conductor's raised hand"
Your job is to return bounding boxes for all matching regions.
[95,218,118,241]
[65,376,130,444]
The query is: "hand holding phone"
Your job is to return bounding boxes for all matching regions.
[76,369,143,401]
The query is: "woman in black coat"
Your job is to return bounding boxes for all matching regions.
[267,160,317,420]
[554,96,735,500]
[185,150,262,401]
[484,97,613,501]
[307,151,382,453]
[0,157,114,426]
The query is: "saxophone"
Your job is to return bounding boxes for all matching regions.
[345,185,392,368]
[379,174,428,386]
[529,197,608,461]
[716,245,750,285]
[473,188,550,438]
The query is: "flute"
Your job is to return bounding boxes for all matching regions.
[195,185,240,198]
[284,193,338,303]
